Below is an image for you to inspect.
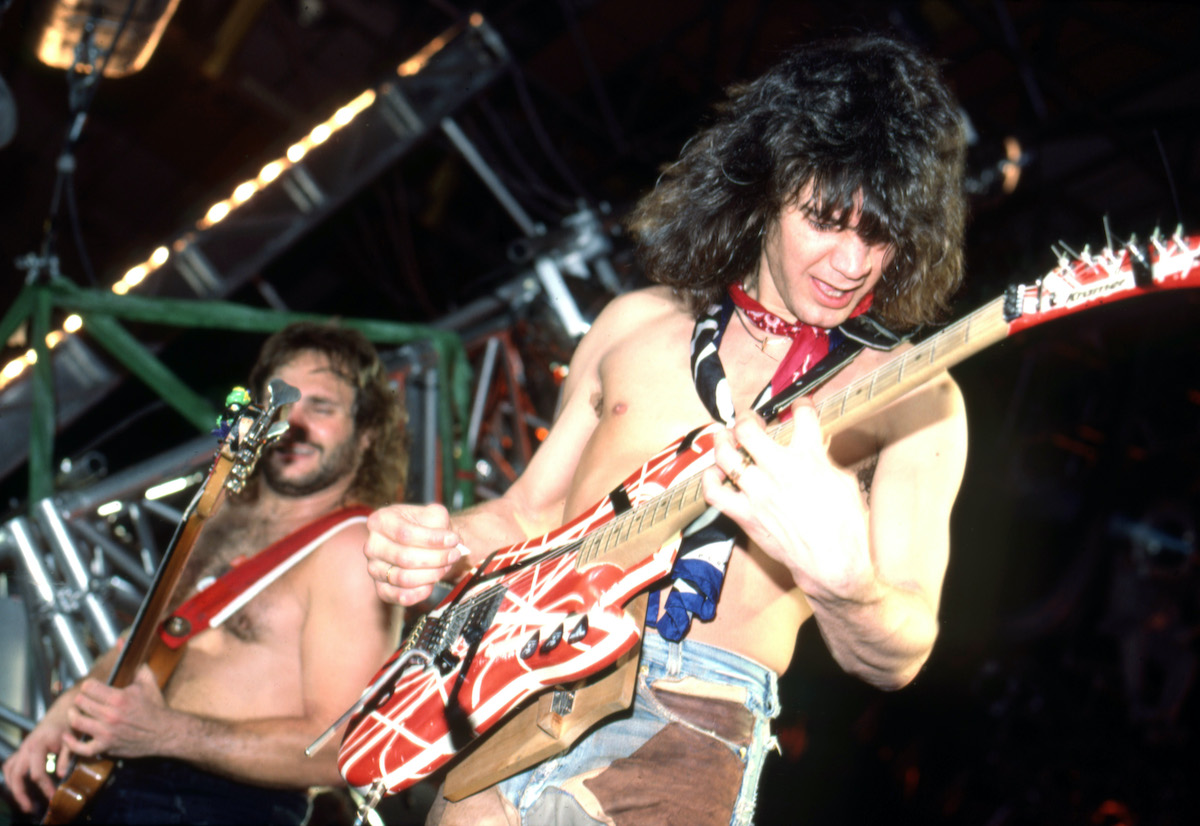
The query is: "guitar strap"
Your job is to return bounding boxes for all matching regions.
[158,505,372,649]
[646,289,904,641]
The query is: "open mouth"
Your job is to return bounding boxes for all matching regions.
[273,442,319,461]
[811,277,856,307]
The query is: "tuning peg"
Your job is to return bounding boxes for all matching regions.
[267,378,301,407]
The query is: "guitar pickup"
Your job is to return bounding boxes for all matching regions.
[568,615,589,644]
[521,614,587,660]
[539,624,564,655]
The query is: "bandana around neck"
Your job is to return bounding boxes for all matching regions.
[729,282,873,397]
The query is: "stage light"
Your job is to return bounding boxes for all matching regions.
[145,475,190,499]
[309,123,332,146]
[259,161,284,184]
[123,263,148,288]
[232,181,258,204]
[2,359,26,382]
[35,0,183,78]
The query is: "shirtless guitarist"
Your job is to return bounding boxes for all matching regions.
[364,33,969,826]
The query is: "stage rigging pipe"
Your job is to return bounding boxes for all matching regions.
[67,520,154,591]
[466,337,501,459]
[440,116,539,238]
[55,435,214,519]
[3,517,92,680]
[34,499,119,650]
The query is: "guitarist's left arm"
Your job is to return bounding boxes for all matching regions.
[57,521,394,788]
[704,370,968,690]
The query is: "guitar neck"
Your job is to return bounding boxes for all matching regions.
[574,297,1010,570]
[809,295,1009,438]
[106,454,231,688]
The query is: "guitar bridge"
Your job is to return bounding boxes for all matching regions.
[550,688,575,716]
[536,686,577,739]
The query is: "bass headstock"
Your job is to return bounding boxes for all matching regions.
[1002,227,1200,335]
[214,377,301,494]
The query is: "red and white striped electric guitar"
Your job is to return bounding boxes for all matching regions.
[332,230,1200,810]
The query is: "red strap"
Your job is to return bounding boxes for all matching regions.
[158,505,372,649]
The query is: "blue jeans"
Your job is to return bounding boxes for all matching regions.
[84,758,311,825]
[493,630,780,825]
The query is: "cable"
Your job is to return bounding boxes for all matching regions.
[503,62,593,204]
[33,0,138,285]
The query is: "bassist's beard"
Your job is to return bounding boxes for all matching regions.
[263,432,360,498]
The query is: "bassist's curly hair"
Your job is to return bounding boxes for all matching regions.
[627,33,967,331]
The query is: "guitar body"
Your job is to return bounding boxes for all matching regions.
[337,422,726,793]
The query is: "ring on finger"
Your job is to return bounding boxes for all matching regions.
[385,564,398,586]
[728,452,753,488]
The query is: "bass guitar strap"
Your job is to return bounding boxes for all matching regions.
[158,505,372,649]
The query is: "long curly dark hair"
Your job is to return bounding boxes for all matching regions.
[627,33,967,331]
[247,322,408,507]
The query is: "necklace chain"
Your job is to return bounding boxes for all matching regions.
[733,307,784,361]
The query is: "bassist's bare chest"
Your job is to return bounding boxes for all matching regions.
[174,506,288,601]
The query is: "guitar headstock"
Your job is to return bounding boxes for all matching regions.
[1003,227,1200,335]
[215,377,301,494]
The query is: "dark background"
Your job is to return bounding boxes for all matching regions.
[2,1,1199,823]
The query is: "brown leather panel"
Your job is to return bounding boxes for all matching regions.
[583,721,743,826]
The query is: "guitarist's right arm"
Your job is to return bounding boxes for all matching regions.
[2,646,119,814]
[365,290,663,607]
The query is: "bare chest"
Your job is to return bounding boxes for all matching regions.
[567,320,887,515]
[171,506,309,643]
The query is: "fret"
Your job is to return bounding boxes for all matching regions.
[611,516,628,547]
[875,359,901,392]
[650,490,670,523]
[578,534,595,565]
[818,394,842,427]
[617,512,636,544]
[839,380,869,416]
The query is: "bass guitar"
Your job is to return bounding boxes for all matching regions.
[334,229,1200,813]
[42,379,299,825]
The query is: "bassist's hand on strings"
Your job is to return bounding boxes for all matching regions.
[60,665,177,761]
[365,503,467,606]
[1,638,126,813]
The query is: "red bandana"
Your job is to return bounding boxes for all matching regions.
[729,283,873,397]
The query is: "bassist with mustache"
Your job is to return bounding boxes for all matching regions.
[4,323,407,825]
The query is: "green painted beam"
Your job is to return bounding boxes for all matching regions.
[26,280,475,506]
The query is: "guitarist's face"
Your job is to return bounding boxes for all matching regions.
[755,190,891,330]
[261,350,366,498]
